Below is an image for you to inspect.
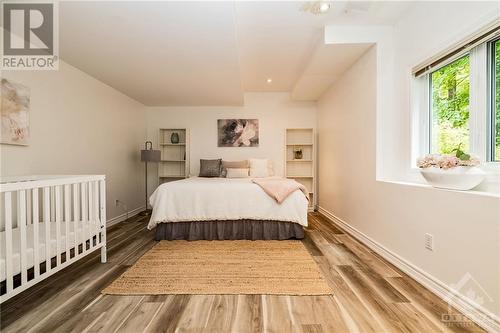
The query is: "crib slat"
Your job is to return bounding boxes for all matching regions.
[99,179,107,263]
[4,192,14,293]
[81,182,88,253]
[26,189,32,225]
[33,189,40,278]
[64,184,70,260]
[93,181,99,246]
[73,183,79,256]
[19,190,28,285]
[88,182,94,249]
[50,187,55,223]
[55,186,62,266]
[43,187,51,272]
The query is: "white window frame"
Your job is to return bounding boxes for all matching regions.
[470,43,488,162]
[488,38,499,162]
[411,42,494,167]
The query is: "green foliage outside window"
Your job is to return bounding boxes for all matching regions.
[431,56,470,154]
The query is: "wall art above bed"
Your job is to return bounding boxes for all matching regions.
[217,119,259,147]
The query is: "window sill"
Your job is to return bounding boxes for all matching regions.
[380,179,499,198]
[385,166,500,198]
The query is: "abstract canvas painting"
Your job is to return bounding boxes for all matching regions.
[218,119,259,147]
[1,79,30,145]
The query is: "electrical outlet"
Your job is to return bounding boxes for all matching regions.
[425,233,434,251]
[114,199,129,221]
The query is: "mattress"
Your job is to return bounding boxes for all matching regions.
[0,221,101,281]
[148,177,309,229]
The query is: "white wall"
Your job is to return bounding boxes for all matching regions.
[145,93,316,192]
[392,1,500,181]
[1,61,146,221]
[318,1,500,321]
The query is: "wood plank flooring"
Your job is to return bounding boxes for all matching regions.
[0,213,485,333]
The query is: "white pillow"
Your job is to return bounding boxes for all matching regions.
[226,168,249,178]
[268,160,275,176]
[249,158,269,177]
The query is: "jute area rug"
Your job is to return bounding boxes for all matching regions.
[103,240,332,295]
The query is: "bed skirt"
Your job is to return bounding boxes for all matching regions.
[154,220,304,240]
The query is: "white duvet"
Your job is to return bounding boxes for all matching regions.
[147,177,308,229]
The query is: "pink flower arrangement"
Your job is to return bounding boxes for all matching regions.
[417,154,480,169]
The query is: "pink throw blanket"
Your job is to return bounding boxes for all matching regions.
[252,178,309,204]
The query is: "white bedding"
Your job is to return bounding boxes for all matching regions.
[148,177,308,229]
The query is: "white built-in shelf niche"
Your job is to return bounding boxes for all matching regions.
[158,128,190,184]
[285,128,316,211]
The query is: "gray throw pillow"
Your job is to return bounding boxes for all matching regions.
[199,159,222,177]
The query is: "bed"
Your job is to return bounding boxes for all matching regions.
[148,177,308,240]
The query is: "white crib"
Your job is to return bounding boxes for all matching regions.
[0,175,107,303]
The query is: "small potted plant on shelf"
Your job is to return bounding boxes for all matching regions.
[294,148,303,160]
[417,144,485,190]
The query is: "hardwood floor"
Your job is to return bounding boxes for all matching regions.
[0,213,485,333]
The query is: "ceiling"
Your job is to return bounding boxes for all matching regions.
[59,1,411,106]
[291,43,371,100]
[60,2,243,106]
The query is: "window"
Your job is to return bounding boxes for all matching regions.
[430,55,470,154]
[491,38,500,161]
[412,26,500,168]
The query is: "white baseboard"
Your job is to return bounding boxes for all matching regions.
[106,205,145,228]
[317,206,500,333]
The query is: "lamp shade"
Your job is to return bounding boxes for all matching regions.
[141,149,161,162]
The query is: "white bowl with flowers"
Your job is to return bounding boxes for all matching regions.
[417,145,485,191]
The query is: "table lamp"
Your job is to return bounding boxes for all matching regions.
[140,141,161,216]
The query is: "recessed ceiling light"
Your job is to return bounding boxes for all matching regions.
[266,78,272,83]
[301,1,331,15]
[319,2,330,13]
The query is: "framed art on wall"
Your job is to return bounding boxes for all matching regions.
[217,119,259,147]
[1,79,30,146]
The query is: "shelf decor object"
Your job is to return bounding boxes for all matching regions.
[170,132,179,144]
[140,141,161,215]
[294,148,303,160]
[285,128,316,211]
[159,128,190,185]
